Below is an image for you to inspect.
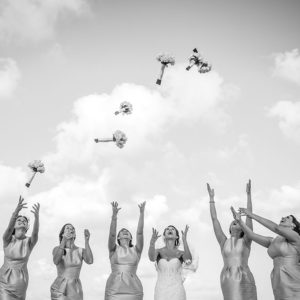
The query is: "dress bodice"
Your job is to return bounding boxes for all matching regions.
[3,236,31,270]
[56,247,83,279]
[110,246,140,268]
[268,236,299,259]
[222,237,250,267]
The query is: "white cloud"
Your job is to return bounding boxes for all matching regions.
[0,0,90,43]
[0,58,21,98]
[268,100,300,142]
[44,68,238,177]
[272,49,300,85]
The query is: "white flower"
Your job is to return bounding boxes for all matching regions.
[113,130,127,148]
[156,53,176,65]
[28,160,45,173]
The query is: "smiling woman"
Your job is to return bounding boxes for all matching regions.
[0,196,40,300]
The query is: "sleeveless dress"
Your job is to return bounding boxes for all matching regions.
[50,247,84,300]
[154,257,186,300]
[105,245,143,300]
[220,237,257,300]
[267,236,300,300]
[0,236,32,300]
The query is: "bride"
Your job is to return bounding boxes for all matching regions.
[148,225,192,300]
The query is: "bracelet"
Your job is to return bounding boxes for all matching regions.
[209,201,215,203]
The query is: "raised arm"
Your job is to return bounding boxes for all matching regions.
[244,180,253,245]
[108,202,121,254]
[29,203,40,250]
[148,228,161,262]
[3,196,27,247]
[207,183,226,248]
[83,229,93,264]
[53,236,67,265]
[181,225,192,262]
[231,207,273,248]
[136,202,146,254]
[239,208,300,243]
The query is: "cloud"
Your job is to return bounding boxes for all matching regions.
[0,0,90,43]
[0,58,21,98]
[268,100,300,142]
[44,67,238,177]
[272,49,300,85]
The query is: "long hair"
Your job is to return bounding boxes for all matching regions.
[163,225,180,246]
[59,223,75,243]
[12,215,29,235]
[290,215,300,235]
[117,228,133,247]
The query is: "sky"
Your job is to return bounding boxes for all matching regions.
[0,0,300,299]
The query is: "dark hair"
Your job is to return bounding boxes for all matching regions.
[290,215,300,235]
[229,222,244,238]
[117,228,133,247]
[163,225,180,246]
[59,223,75,243]
[12,215,29,235]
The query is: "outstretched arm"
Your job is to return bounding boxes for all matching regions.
[29,203,40,250]
[244,180,253,245]
[136,202,146,254]
[83,229,93,264]
[207,184,226,248]
[108,202,120,254]
[239,208,300,243]
[3,196,27,247]
[181,225,192,262]
[148,228,160,262]
[232,207,273,248]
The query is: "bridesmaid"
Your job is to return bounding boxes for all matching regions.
[207,181,257,300]
[50,224,93,300]
[0,196,40,300]
[233,207,300,299]
[105,201,145,300]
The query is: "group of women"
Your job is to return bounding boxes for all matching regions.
[0,180,300,300]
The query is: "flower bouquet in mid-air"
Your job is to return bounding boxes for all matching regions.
[186,48,212,73]
[25,160,45,188]
[114,101,133,116]
[156,53,175,85]
[94,130,127,148]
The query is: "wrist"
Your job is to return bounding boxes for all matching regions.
[209,200,215,203]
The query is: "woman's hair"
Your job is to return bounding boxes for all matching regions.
[117,228,133,247]
[59,223,75,243]
[290,215,300,235]
[163,225,180,246]
[229,222,244,238]
[12,215,29,235]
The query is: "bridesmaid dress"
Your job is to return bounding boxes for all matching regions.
[154,257,186,300]
[221,237,257,300]
[51,247,84,300]
[0,236,32,300]
[267,236,300,300]
[105,245,143,300]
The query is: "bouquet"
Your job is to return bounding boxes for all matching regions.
[156,53,175,85]
[115,101,133,115]
[198,61,212,73]
[186,48,204,71]
[95,130,127,148]
[25,160,45,188]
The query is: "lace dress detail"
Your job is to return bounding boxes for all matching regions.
[154,258,186,300]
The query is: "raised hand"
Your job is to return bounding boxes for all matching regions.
[30,203,40,218]
[111,201,121,217]
[84,229,90,242]
[150,228,161,243]
[181,225,189,241]
[231,206,241,222]
[207,183,215,200]
[239,207,252,217]
[138,201,146,214]
[246,179,251,195]
[14,196,28,215]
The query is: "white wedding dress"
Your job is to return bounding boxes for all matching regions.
[154,258,186,300]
